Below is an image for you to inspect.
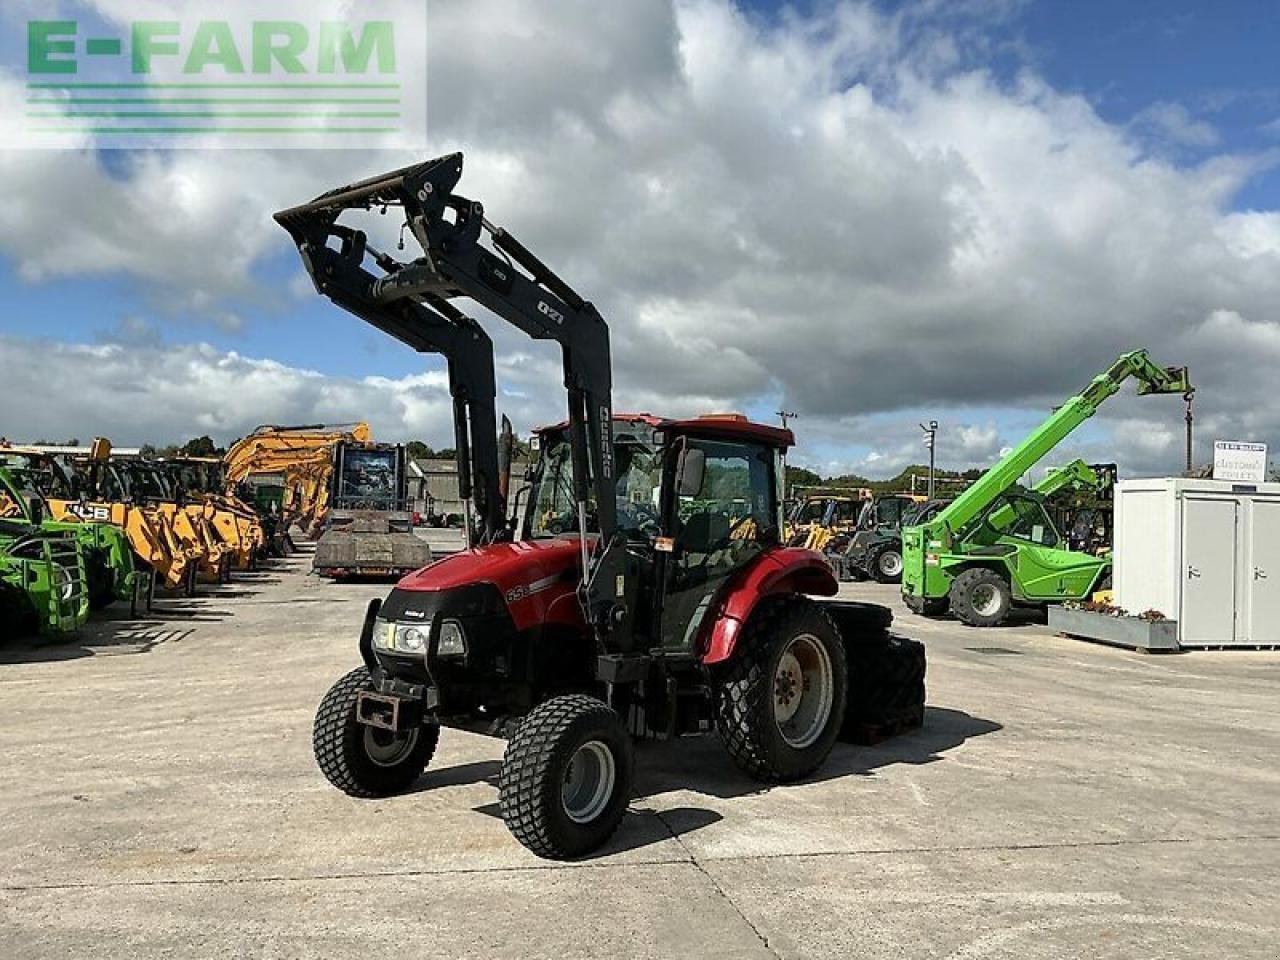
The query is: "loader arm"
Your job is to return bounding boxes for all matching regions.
[274,173,507,543]
[276,154,628,638]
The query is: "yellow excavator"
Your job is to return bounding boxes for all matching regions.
[223,423,371,539]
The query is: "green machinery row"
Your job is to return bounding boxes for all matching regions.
[901,349,1192,627]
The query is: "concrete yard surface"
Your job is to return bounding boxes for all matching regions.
[1,554,1277,958]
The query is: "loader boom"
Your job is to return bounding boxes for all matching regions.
[276,154,626,636]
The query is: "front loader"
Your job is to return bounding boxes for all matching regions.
[901,352,1191,626]
[278,152,926,860]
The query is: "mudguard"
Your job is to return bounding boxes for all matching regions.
[700,547,838,665]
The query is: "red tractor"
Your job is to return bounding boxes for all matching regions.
[277,155,926,859]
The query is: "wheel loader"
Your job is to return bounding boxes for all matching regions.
[278,152,926,859]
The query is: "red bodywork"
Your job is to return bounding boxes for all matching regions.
[396,539,836,663]
[398,538,587,632]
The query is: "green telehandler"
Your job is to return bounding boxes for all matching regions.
[901,350,1191,627]
[0,506,90,639]
[0,463,151,613]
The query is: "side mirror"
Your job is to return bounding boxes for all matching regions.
[675,447,706,498]
[26,496,44,525]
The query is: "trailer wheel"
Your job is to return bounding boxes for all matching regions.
[869,543,904,584]
[499,695,633,860]
[312,667,438,798]
[949,568,1012,627]
[713,597,848,783]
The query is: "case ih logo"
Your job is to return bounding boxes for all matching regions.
[13,1,426,149]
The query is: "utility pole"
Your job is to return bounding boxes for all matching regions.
[1184,384,1195,476]
[920,420,938,499]
[777,410,798,505]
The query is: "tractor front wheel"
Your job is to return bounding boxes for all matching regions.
[312,667,438,798]
[713,597,848,783]
[499,695,633,860]
[949,568,1012,627]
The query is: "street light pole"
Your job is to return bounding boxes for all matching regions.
[920,420,938,499]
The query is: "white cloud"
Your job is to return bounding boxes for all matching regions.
[2,0,1280,478]
[1131,100,1220,149]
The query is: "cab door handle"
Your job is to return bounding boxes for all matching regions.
[1187,566,1201,579]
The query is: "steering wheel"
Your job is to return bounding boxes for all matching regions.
[620,500,661,537]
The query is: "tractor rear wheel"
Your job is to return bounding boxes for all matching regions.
[499,695,633,860]
[949,568,1012,627]
[312,667,438,798]
[869,542,904,584]
[713,597,848,783]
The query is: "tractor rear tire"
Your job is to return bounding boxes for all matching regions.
[499,695,633,860]
[843,634,926,742]
[869,543,904,584]
[713,597,848,783]
[949,568,1012,627]
[313,667,438,798]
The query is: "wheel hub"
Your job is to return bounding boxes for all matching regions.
[772,634,835,749]
[561,740,616,824]
[363,726,419,767]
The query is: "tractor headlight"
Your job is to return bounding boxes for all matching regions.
[371,618,396,651]
[396,624,430,654]
[438,619,467,657]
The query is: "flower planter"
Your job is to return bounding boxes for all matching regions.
[1048,606,1179,653]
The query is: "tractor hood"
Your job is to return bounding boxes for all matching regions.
[397,537,585,592]
[389,537,589,633]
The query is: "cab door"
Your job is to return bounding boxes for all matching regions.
[658,438,778,651]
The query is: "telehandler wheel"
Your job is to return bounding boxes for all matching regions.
[312,667,438,798]
[869,543,904,584]
[499,695,633,860]
[949,568,1012,628]
[713,597,848,783]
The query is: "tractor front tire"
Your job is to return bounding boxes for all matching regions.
[313,667,438,798]
[869,543,905,584]
[499,695,633,860]
[949,568,1012,628]
[713,597,848,783]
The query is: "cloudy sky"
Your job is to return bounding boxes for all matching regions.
[2,0,1279,479]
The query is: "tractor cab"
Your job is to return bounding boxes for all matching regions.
[523,413,790,651]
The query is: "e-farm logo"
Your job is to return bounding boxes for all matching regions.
[15,1,426,149]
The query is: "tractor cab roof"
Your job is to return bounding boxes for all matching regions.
[536,412,794,449]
